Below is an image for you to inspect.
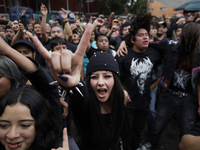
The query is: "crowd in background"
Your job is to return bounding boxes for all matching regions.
[0,3,200,150]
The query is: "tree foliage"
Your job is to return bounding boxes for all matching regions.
[94,0,128,15]
[126,0,147,14]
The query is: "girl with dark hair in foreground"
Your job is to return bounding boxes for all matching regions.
[0,88,62,150]
[32,22,131,150]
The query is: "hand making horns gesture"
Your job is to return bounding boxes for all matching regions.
[32,23,93,88]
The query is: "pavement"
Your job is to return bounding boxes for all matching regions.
[141,116,180,150]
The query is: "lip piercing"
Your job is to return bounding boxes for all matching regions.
[18,144,21,147]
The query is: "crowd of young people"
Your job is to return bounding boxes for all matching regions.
[0,3,200,150]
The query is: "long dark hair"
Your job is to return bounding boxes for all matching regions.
[0,87,62,150]
[85,73,131,149]
[178,22,200,70]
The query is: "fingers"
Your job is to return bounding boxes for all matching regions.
[119,50,124,57]
[62,128,69,150]
[60,50,72,74]
[51,52,62,73]
[32,36,51,61]
[96,18,104,25]
[89,16,92,23]
[51,50,72,74]
[61,8,66,12]
[117,48,124,57]
[75,23,92,59]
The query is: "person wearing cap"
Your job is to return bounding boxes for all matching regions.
[71,28,81,46]
[113,19,119,27]
[32,22,132,149]
[68,13,77,30]
[98,23,109,34]
[12,20,19,32]
[12,40,36,59]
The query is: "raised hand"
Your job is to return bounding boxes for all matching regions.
[21,8,26,15]
[51,128,69,150]
[60,8,68,21]
[32,23,93,88]
[93,18,104,26]
[19,23,25,32]
[110,12,115,16]
[40,3,48,16]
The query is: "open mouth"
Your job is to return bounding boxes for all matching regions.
[7,142,22,149]
[97,89,107,98]
[7,36,11,39]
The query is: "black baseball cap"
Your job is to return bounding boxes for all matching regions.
[12,40,35,52]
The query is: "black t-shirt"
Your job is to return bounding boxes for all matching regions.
[116,47,161,109]
[169,67,192,93]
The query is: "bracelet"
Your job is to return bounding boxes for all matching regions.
[64,20,68,24]
[59,82,84,99]
[49,80,84,99]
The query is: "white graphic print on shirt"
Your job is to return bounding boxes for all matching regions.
[130,57,153,95]
[173,69,190,90]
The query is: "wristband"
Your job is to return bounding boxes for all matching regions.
[64,20,68,24]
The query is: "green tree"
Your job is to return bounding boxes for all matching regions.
[94,0,128,15]
[126,0,147,14]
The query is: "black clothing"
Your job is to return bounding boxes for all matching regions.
[35,37,46,67]
[190,119,200,136]
[71,42,79,46]
[116,46,162,149]
[116,47,161,109]
[150,41,200,147]
[21,58,62,124]
[110,35,124,51]
[69,83,131,150]
[166,23,178,39]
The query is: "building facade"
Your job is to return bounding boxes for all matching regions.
[147,0,191,18]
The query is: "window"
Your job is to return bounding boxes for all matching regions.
[162,7,167,12]
[159,7,167,12]
[149,8,154,12]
